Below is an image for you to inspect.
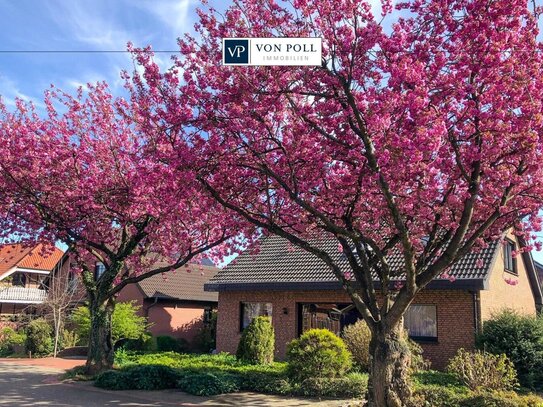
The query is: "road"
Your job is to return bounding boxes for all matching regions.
[0,361,352,407]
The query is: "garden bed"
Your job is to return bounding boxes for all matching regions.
[93,351,368,398]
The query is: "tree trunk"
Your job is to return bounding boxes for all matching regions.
[85,298,115,375]
[53,309,61,357]
[366,323,412,407]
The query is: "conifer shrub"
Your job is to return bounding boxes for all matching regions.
[236,316,275,364]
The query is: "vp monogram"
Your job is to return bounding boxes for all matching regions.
[223,39,249,64]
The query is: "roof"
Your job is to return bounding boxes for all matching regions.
[205,235,501,292]
[137,263,220,303]
[0,243,64,277]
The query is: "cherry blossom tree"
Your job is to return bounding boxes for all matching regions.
[0,84,250,374]
[128,0,543,404]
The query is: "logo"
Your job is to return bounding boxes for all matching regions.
[222,38,321,66]
[223,39,249,65]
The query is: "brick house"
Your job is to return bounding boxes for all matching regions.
[0,243,65,315]
[117,262,219,345]
[205,233,542,369]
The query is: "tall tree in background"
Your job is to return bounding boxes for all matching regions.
[0,85,249,374]
[129,0,543,405]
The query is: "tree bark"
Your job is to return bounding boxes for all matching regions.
[366,323,412,407]
[85,298,115,375]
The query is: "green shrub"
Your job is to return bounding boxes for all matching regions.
[119,332,154,352]
[458,392,521,407]
[342,320,371,372]
[477,310,543,389]
[25,319,53,356]
[94,370,130,390]
[412,385,465,407]
[156,335,189,353]
[71,301,148,345]
[177,371,241,396]
[236,316,275,365]
[447,349,518,391]
[95,365,181,391]
[286,328,351,381]
[0,327,26,356]
[292,372,368,398]
[126,365,181,390]
[193,311,217,353]
[239,370,292,395]
[60,329,79,349]
[407,335,431,372]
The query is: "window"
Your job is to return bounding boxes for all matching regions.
[503,239,517,274]
[12,273,26,287]
[240,302,272,330]
[298,303,360,336]
[94,262,106,280]
[404,304,437,341]
[68,271,78,293]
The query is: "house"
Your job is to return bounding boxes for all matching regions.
[205,232,543,370]
[0,243,65,315]
[117,262,220,344]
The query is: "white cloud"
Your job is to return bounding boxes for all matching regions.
[0,74,44,109]
[133,0,194,38]
[46,1,132,49]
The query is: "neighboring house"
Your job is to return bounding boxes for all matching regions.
[0,243,64,315]
[117,262,220,344]
[535,260,543,290]
[205,232,542,370]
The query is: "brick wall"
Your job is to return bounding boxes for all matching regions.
[216,289,475,370]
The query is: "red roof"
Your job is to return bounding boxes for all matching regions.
[0,243,64,274]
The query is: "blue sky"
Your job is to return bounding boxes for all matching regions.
[0,0,198,107]
[1,0,543,263]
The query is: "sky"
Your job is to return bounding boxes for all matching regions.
[0,0,198,108]
[1,0,543,263]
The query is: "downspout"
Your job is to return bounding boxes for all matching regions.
[472,291,482,339]
[145,297,159,318]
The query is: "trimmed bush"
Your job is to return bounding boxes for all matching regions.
[342,320,371,371]
[477,310,543,389]
[95,365,181,391]
[94,370,129,390]
[447,349,518,391]
[239,370,292,395]
[0,327,26,356]
[25,318,53,356]
[236,316,274,365]
[156,335,189,353]
[177,371,241,396]
[286,328,351,381]
[293,372,368,398]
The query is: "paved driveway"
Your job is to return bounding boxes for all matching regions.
[0,361,356,406]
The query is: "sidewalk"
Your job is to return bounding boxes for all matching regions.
[0,358,361,406]
[0,356,85,370]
